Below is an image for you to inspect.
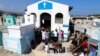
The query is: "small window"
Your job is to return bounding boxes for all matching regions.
[55,13,63,23]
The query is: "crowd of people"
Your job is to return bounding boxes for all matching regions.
[69,31,98,56]
[34,19,98,56]
[34,27,65,53]
[67,19,98,56]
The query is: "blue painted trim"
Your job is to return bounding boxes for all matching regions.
[64,33,68,35]
[38,1,53,10]
[63,24,69,27]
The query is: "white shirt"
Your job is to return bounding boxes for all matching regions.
[45,32,49,39]
[53,31,58,37]
[42,31,46,40]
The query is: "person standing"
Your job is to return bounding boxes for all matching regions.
[50,31,54,41]
[84,28,87,35]
[58,30,63,43]
[89,45,97,56]
[46,29,50,39]
[1,17,3,25]
[53,29,58,42]
[45,29,49,42]
[41,29,46,42]
[80,24,87,35]
[67,19,75,42]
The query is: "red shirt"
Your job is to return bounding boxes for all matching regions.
[82,41,88,48]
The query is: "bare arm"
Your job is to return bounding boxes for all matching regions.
[88,41,97,46]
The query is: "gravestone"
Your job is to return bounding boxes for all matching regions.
[0,31,2,46]
[4,15,16,26]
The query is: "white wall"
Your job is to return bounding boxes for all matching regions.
[24,14,35,25]
[25,0,70,38]
[98,41,100,56]
[16,16,24,25]
[3,24,35,54]
[26,0,70,28]
[7,26,21,38]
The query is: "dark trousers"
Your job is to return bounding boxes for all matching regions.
[67,32,72,42]
[54,48,58,53]
[49,48,58,53]
[53,37,58,42]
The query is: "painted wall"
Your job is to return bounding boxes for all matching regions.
[88,28,100,56]
[8,26,21,38]
[25,0,70,38]
[3,24,35,54]
[4,15,16,26]
[98,41,100,56]
[16,16,24,25]
[24,14,35,25]
[0,31,2,46]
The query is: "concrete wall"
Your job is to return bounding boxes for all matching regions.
[26,1,70,29]
[4,15,16,26]
[24,14,35,25]
[98,41,100,56]
[0,31,2,46]
[7,26,21,38]
[3,24,35,54]
[3,36,34,54]
[16,16,24,25]
[25,0,70,38]
[88,28,100,56]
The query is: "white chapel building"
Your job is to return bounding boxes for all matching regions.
[24,0,72,37]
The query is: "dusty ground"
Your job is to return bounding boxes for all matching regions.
[0,25,74,56]
[0,41,73,56]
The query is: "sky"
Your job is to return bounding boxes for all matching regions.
[0,0,100,16]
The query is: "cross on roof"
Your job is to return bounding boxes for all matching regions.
[43,2,46,8]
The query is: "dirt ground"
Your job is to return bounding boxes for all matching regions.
[0,41,73,56]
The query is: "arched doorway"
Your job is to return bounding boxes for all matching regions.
[40,13,51,29]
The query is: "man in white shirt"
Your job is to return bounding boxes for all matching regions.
[41,29,46,42]
[53,29,58,41]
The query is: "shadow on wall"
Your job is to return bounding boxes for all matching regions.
[31,40,37,49]
[21,39,39,54]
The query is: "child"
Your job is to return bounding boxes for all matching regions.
[81,36,88,56]
[58,30,63,43]
[53,41,59,53]
[71,34,78,51]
